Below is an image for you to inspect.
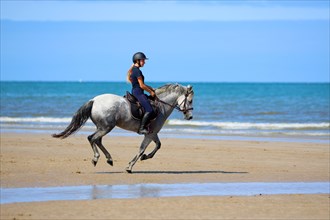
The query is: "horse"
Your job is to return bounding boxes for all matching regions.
[52,83,194,173]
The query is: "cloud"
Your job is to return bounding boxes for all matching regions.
[1,1,329,22]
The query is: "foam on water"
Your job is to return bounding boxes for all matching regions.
[0,117,72,123]
[2,117,328,130]
[167,119,330,130]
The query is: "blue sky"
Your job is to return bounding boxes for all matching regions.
[1,1,329,82]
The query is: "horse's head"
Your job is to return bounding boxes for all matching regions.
[156,83,194,120]
[177,85,194,120]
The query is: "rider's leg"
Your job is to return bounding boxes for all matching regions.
[138,111,152,134]
[132,89,154,134]
[137,95,153,134]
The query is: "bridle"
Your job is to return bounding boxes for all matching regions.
[155,90,194,113]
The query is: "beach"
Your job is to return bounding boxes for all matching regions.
[2,0,330,218]
[1,133,329,219]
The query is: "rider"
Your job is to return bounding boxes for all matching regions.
[127,52,155,134]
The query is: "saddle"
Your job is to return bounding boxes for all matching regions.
[124,92,158,121]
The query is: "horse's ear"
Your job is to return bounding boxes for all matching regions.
[187,85,193,92]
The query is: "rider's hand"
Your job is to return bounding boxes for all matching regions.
[150,90,156,97]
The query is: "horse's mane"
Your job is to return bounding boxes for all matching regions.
[156,83,186,96]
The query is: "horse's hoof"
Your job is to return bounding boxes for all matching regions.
[125,167,132,174]
[140,154,148,161]
[107,159,113,166]
[91,160,97,167]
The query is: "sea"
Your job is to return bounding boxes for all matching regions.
[1,82,329,142]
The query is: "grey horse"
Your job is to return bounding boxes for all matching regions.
[52,84,194,173]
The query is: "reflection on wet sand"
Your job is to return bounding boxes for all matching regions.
[1,182,329,204]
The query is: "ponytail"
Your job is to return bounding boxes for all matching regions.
[126,64,134,83]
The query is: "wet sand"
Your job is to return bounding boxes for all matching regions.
[1,133,329,219]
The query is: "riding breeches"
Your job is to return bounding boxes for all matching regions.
[132,88,153,113]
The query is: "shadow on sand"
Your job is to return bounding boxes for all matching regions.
[96,170,248,175]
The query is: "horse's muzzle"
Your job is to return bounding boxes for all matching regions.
[185,115,193,120]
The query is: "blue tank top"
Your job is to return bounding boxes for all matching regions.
[130,66,144,89]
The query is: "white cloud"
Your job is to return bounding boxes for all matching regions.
[1,1,329,22]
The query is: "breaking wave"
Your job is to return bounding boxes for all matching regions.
[0,117,72,123]
[1,117,329,138]
[167,119,330,130]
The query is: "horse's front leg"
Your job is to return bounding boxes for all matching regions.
[126,136,152,173]
[140,134,161,161]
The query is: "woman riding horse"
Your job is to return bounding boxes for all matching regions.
[52,83,194,172]
[127,52,155,135]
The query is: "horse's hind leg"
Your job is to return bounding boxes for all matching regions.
[95,135,113,166]
[126,136,152,173]
[88,128,112,166]
[88,133,100,166]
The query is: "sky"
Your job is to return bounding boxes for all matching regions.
[1,0,329,82]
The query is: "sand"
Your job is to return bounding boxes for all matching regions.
[1,133,329,219]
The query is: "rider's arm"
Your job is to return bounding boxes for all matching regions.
[137,77,155,96]
[146,85,155,93]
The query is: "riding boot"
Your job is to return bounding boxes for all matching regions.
[138,112,152,135]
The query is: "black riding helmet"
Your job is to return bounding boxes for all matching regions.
[132,52,148,63]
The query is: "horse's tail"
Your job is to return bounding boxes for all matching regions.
[52,100,94,139]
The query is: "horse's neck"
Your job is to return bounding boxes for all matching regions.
[156,91,181,118]
[156,84,185,104]
[155,94,173,121]
[158,92,180,106]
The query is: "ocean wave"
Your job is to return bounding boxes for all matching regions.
[1,117,329,131]
[0,117,72,123]
[162,128,330,137]
[1,117,329,138]
[167,119,330,130]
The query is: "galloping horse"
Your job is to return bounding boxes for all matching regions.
[52,84,194,173]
